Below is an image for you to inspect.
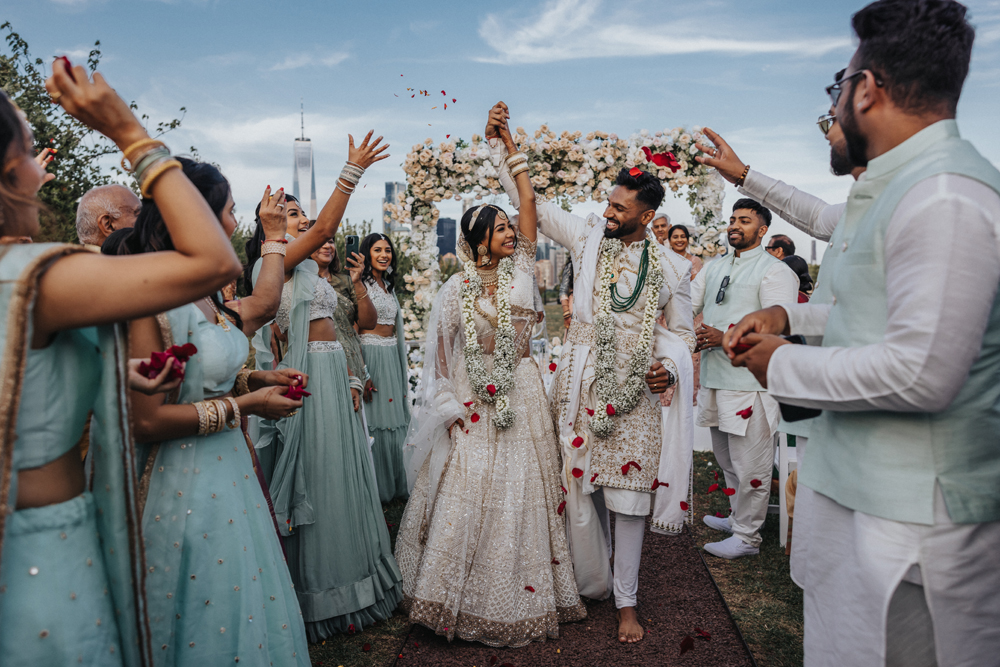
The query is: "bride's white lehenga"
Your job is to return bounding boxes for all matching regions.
[395,231,586,647]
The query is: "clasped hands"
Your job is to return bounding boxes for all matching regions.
[721,306,793,388]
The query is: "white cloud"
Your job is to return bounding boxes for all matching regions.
[268,51,349,72]
[477,0,851,65]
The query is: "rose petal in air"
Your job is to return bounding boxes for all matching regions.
[736,405,753,419]
[464,401,474,407]
[707,483,719,493]
[750,478,762,488]
[557,501,566,515]
[549,362,557,372]
[723,487,736,496]
[471,413,480,423]
[572,468,584,478]
[680,501,689,511]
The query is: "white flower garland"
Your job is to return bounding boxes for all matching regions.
[589,237,665,438]
[460,256,517,429]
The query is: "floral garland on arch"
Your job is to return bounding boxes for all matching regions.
[588,238,665,438]
[460,256,517,429]
[384,125,725,345]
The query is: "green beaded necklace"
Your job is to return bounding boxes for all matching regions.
[609,239,650,313]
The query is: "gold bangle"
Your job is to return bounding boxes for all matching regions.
[355,289,368,299]
[224,397,241,429]
[121,138,164,170]
[261,241,288,257]
[139,158,182,198]
[204,399,219,434]
[214,399,230,433]
[194,401,209,436]
[509,162,529,178]
[234,368,252,397]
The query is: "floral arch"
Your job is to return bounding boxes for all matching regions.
[384,125,727,341]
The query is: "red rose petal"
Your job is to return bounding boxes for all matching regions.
[736,405,754,419]
[680,634,695,655]
[524,586,535,592]
[606,404,616,416]
[446,134,450,138]
[551,558,560,564]
[750,478,762,488]
[707,483,719,493]
[561,485,567,494]
[629,167,642,177]
[490,658,498,666]
[590,473,599,483]
[572,436,584,448]
[471,413,480,423]
[586,408,594,416]
[723,487,736,496]
[549,362,557,371]
[557,501,566,515]
[680,501,689,511]
[487,384,497,395]
[714,470,719,480]
[363,643,371,652]
[348,624,355,634]
[715,511,725,518]
[414,642,420,647]
[452,98,457,103]
[284,385,312,400]
[388,398,393,402]
[621,464,629,476]
[641,146,653,161]
[464,401,474,407]
[695,627,712,640]
[651,478,660,490]
[571,467,583,478]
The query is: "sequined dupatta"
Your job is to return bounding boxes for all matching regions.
[0,243,153,666]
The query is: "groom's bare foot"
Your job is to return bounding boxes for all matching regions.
[617,607,644,643]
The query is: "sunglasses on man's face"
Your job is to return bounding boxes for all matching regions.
[826,69,865,107]
[817,113,836,136]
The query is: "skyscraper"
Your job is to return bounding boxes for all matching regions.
[382,181,407,233]
[436,217,456,256]
[292,102,317,219]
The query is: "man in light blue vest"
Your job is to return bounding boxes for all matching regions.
[725,1,1000,664]
[692,198,798,559]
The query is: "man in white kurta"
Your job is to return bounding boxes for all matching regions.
[692,199,798,559]
[489,136,695,643]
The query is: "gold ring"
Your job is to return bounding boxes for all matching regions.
[49,91,62,103]
[284,410,299,418]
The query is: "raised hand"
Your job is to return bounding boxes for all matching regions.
[35,148,56,185]
[347,131,390,170]
[44,57,148,150]
[258,186,288,239]
[347,251,365,285]
[693,127,748,184]
[485,102,515,151]
[722,306,790,359]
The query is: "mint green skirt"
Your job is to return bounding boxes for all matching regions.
[0,492,125,665]
[360,338,409,503]
[284,345,402,642]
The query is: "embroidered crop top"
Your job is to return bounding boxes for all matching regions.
[364,278,398,326]
[276,275,339,333]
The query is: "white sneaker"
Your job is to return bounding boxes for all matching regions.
[704,535,759,560]
[702,515,733,533]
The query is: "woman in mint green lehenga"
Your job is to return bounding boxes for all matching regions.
[250,134,403,643]
[122,159,315,666]
[0,66,246,665]
[357,233,410,503]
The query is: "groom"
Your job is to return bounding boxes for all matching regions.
[487,103,695,643]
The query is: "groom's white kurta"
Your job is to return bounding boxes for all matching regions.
[492,146,695,600]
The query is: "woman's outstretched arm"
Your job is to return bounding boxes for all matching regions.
[486,102,536,243]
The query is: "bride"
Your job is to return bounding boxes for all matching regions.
[394,105,586,647]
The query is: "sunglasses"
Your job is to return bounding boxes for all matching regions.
[817,113,836,135]
[826,68,884,107]
[715,275,730,305]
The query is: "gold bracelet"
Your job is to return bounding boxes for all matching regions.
[140,158,183,198]
[509,162,529,178]
[224,397,241,429]
[194,401,209,436]
[121,138,165,170]
[204,399,219,434]
[213,399,229,433]
[261,241,288,257]
[355,289,368,299]
[234,368,252,397]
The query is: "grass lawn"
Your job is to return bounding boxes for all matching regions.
[305,452,805,667]
[690,450,805,667]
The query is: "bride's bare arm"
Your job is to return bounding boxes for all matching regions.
[486,103,537,244]
[35,62,241,343]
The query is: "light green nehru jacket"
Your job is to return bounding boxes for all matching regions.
[700,245,787,392]
[802,120,1000,525]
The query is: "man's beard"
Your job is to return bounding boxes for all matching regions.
[728,230,755,251]
[604,217,641,239]
[839,82,870,168]
[829,139,854,176]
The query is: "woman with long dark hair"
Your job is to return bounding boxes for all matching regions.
[358,232,410,502]
[122,157,312,666]
[395,105,584,647]
[249,133,404,642]
[0,62,243,665]
[661,224,702,406]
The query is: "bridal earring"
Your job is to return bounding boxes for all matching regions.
[478,244,489,266]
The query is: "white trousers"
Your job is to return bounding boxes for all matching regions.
[592,489,645,609]
[710,395,775,547]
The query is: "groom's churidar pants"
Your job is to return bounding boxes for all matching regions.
[591,489,645,609]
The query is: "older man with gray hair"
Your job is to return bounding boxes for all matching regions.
[76,183,142,249]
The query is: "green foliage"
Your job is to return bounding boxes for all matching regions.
[0,22,188,242]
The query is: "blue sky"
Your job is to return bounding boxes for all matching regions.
[8,0,1000,259]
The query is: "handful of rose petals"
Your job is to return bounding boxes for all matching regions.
[640,146,682,173]
[138,343,197,381]
[283,384,312,400]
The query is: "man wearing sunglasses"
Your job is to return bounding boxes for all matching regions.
[723,1,1000,665]
[691,198,798,560]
